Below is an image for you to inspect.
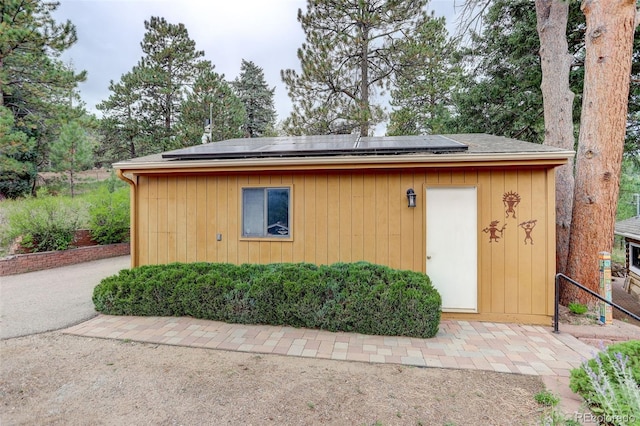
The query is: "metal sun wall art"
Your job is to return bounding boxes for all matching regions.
[483,191,537,245]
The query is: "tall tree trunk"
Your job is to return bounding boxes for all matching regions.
[69,169,75,198]
[0,57,4,107]
[564,0,637,305]
[535,0,576,275]
[360,26,370,138]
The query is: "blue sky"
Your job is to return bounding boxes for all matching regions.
[54,0,459,132]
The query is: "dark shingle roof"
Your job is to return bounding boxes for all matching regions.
[615,216,640,238]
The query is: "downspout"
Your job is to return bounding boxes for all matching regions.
[116,169,138,269]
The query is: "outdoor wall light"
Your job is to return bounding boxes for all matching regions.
[406,188,417,208]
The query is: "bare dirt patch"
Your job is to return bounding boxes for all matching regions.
[557,304,601,326]
[1,332,546,425]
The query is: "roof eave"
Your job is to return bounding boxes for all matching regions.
[113,150,575,173]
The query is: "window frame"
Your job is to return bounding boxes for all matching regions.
[630,241,640,275]
[240,185,293,240]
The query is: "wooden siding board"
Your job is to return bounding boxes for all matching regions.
[235,176,248,263]
[281,174,294,263]
[195,176,207,262]
[302,174,315,264]
[185,178,197,263]
[138,176,149,265]
[206,176,218,262]
[227,176,239,264]
[477,172,492,313]
[327,175,340,264]
[147,177,158,265]
[176,176,187,263]
[351,173,365,262]
[388,172,402,269]
[166,177,177,263]
[504,171,519,314]
[416,172,428,273]
[532,169,549,315]
[375,174,389,265]
[400,172,415,271]
[315,174,328,265]
[451,169,465,184]
[156,176,168,264]
[339,175,352,262]
[290,174,305,263]
[489,170,506,313]
[517,170,533,314]
[438,170,452,184]
[216,177,228,263]
[362,173,377,263]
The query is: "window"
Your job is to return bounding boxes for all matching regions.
[242,187,290,238]
[630,242,640,275]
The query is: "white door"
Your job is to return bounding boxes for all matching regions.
[426,187,477,312]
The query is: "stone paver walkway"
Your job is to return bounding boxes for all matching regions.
[65,316,593,376]
[65,315,600,416]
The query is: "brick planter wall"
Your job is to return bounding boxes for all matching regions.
[0,243,130,276]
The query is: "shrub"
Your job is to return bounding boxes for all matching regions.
[87,185,130,245]
[568,302,588,315]
[570,341,640,424]
[3,195,86,252]
[93,261,442,338]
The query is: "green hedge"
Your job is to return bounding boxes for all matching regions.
[93,261,442,338]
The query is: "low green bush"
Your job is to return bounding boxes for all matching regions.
[93,261,442,338]
[87,185,130,245]
[3,195,86,252]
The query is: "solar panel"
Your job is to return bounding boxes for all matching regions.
[161,134,467,160]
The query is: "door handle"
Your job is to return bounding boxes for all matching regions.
[427,255,432,260]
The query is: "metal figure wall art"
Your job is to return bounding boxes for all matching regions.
[519,220,537,245]
[483,220,507,243]
[503,191,521,218]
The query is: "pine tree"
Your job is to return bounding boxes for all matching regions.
[281,0,428,136]
[97,71,146,161]
[137,17,204,150]
[451,0,550,143]
[99,16,204,157]
[387,13,463,136]
[176,61,246,145]
[0,0,86,196]
[232,59,276,138]
[0,106,36,198]
[50,120,95,197]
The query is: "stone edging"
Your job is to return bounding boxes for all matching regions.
[0,243,130,276]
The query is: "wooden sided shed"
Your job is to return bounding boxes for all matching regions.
[114,134,573,325]
[614,216,640,301]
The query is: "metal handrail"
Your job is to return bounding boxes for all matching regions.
[554,273,640,333]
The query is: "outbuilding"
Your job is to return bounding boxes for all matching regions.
[614,215,640,302]
[114,134,573,325]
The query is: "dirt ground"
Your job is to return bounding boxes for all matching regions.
[1,331,547,426]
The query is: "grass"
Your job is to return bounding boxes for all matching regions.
[534,389,560,407]
[535,389,583,425]
[568,302,588,315]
